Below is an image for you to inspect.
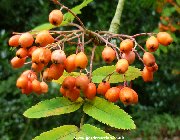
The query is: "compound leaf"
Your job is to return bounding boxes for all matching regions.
[23,97,83,118]
[33,125,79,140]
[83,97,136,130]
[92,65,141,83]
[76,124,115,139]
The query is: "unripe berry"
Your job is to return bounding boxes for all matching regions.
[19,32,34,48]
[105,87,120,102]
[116,59,129,74]
[121,51,135,64]
[84,83,96,100]
[62,76,76,90]
[32,79,42,94]
[75,52,88,69]
[16,76,29,89]
[39,48,51,64]
[9,35,21,47]
[142,67,154,82]
[75,75,90,91]
[102,46,116,63]
[16,48,28,58]
[120,39,134,53]
[51,50,66,64]
[157,32,173,46]
[65,54,76,73]
[97,81,110,95]
[143,52,155,67]
[146,36,159,52]
[35,30,54,47]
[146,63,158,72]
[49,10,63,26]
[11,57,26,68]
[40,82,48,93]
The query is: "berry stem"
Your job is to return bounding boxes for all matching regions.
[89,45,97,81]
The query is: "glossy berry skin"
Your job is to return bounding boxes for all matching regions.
[40,82,48,93]
[116,59,129,74]
[157,32,173,46]
[62,76,76,90]
[120,39,134,53]
[19,32,34,48]
[146,36,159,52]
[51,50,66,64]
[121,51,135,64]
[32,79,42,94]
[97,81,110,95]
[105,87,120,102]
[119,87,138,105]
[84,83,97,100]
[102,47,116,63]
[143,52,156,67]
[9,35,21,47]
[65,54,76,73]
[142,67,154,82]
[75,75,90,91]
[16,48,28,58]
[16,76,29,89]
[75,52,88,69]
[49,10,63,26]
[39,48,51,64]
[11,57,26,68]
[35,30,54,47]
[146,63,158,72]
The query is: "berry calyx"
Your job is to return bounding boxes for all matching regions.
[16,48,28,58]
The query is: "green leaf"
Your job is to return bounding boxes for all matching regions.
[32,0,93,31]
[53,71,85,85]
[92,66,141,83]
[23,97,83,118]
[33,125,79,140]
[83,97,136,130]
[76,124,115,139]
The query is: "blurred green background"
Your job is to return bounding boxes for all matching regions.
[0,0,180,140]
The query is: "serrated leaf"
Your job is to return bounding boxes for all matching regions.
[76,124,115,139]
[53,71,85,85]
[23,97,83,118]
[83,97,136,130]
[33,125,79,140]
[32,0,93,31]
[92,66,141,83]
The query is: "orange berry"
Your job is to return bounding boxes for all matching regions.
[11,57,26,68]
[21,81,32,95]
[75,52,88,69]
[32,47,44,64]
[65,54,77,73]
[66,87,80,101]
[9,35,21,47]
[51,50,66,64]
[49,10,63,26]
[157,32,173,46]
[35,30,54,47]
[43,68,52,81]
[105,87,120,102]
[48,64,64,80]
[120,39,134,53]
[84,83,96,100]
[28,46,37,58]
[19,32,34,48]
[116,85,124,90]
[97,81,110,95]
[16,48,28,58]
[146,63,158,72]
[40,82,48,93]
[31,63,44,72]
[16,76,29,89]
[60,86,67,97]
[39,48,51,64]
[146,36,159,52]
[143,52,156,67]
[32,79,42,94]
[121,51,135,64]
[116,59,129,74]
[62,76,76,90]
[142,67,154,82]
[75,75,90,91]
[102,46,116,63]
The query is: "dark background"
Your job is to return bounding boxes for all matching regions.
[0,0,180,139]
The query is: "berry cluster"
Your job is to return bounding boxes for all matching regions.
[9,1,173,105]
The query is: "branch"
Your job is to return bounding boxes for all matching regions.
[109,0,125,33]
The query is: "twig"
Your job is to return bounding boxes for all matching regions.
[89,45,97,81]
